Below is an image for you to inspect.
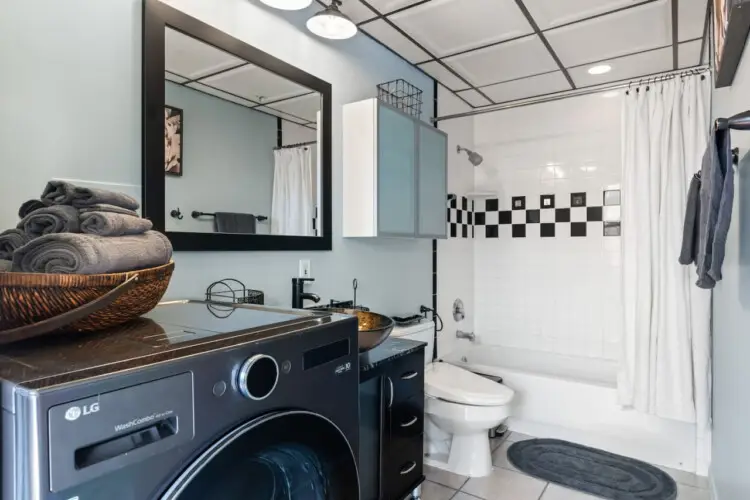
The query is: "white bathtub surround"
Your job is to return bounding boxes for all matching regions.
[620,72,712,474]
[444,345,698,473]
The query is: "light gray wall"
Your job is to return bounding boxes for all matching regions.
[711,39,750,500]
[164,82,276,234]
[0,0,435,313]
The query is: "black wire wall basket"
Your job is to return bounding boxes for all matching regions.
[377,79,423,118]
[205,279,264,318]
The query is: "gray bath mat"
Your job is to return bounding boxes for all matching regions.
[507,439,677,500]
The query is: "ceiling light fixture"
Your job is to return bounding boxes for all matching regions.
[307,0,357,40]
[588,64,612,75]
[260,0,313,10]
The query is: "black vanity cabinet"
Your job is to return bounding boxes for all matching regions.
[360,342,426,500]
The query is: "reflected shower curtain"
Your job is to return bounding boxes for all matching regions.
[619,74,712,473]
[271,147,314,236]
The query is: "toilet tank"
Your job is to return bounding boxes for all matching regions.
[391,321,435,366]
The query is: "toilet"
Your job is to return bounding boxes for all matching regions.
[391,322,514,477]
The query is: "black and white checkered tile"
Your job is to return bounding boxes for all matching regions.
[473,190,621,239]
[447,195,473,239]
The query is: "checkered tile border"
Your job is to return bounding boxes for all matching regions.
[447,195,473,239]
[447,191,621,239]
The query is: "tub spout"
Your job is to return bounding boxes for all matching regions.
[456,330,475,342]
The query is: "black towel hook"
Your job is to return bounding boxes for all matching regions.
[170,208,184,220]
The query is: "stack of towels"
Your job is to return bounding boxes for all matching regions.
[0,181,172,274]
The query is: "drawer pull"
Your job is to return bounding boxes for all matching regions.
[387,377,394,408]
[400,461,417,475]
[400,416,418,428]
[401,371,419,380]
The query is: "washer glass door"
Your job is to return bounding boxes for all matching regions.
[162,411,358,500]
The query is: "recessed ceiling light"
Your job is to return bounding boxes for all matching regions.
[307,0,357,40]
[588,64,612,75]
[602,91,619,98]
[261,0,313,10]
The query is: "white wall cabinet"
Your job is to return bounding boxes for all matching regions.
[343,98,447,239]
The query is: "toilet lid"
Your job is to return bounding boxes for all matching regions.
[425,363,514,406]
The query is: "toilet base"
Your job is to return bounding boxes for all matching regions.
[425,421,494,477]
[448,432,493,477]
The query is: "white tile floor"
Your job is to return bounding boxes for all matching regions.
[418,432,712,500]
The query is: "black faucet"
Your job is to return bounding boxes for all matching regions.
[292,277,321,309]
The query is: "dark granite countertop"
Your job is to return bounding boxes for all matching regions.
[360,337,426,373]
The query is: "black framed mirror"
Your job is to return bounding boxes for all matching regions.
[142,0,332,251]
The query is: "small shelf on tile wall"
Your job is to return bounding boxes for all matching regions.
[466,191,499,199]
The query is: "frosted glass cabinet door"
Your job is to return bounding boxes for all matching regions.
[377,104,417,236]
[417,124,448,238]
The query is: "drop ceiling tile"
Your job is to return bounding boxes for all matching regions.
[456,89,493,107]
[266,93,322,123]
[568,47,672,87]
[679,0,707,42]
[444,35,560,86]
[390,0,532,57]
[678,39,702,68]
[255,105,313,125]
[545,0,671,67]
[340,0,378,23]
[165,71,188,84]
[362,19,431,62]
[202,64,310,102]
[418,61,470,91]
[185,82,256,108]
[481,71,571,103]
[366,0,424,14]
[523,0,636,30]
[165,28,244,80]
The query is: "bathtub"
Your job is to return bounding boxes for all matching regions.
[442,345,699,473]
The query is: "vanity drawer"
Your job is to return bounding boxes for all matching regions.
[388,353,424,403]
[384,436,424,500]
[390,395,424,441]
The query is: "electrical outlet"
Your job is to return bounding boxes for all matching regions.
[299,259,312,278]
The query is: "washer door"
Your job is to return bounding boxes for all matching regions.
[161,411,359,500]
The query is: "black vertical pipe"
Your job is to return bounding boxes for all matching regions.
[432,78,439,362]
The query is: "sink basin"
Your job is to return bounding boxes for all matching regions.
[327,309,394,353]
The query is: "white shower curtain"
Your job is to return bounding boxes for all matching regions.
[619,74,712,470]
[271,147,314,236]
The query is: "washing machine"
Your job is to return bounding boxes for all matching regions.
[0,300,360,500]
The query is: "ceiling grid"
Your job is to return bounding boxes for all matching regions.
[329,0,711,111]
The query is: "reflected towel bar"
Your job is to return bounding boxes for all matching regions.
[191,211,268,222]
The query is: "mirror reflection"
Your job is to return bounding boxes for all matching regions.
[164,28,322,237]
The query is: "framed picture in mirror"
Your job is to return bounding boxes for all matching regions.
[165,105,183,177]
[142,0,332,251]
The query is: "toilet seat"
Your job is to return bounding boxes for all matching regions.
[425,362,514,407]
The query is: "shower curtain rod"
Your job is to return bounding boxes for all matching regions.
[274,141,316,150]
[434,65,710,123]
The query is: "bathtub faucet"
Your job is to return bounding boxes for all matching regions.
[456,330,475,342]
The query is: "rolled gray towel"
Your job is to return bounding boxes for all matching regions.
[0,260,11,272]
[12,231,172,274]
[17,205,80,237]
[72,186,139,210]
[41,180,76,205]
[79,204,139,217]
[41,180,140,211]
[80,212,153,236]
[0,229,31,260]
[18,199,50,219]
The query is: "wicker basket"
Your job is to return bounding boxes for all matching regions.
[0,261,174,345]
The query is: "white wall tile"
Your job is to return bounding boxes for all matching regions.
[472,93,622,360]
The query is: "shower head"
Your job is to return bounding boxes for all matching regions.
[457,145,484,167]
